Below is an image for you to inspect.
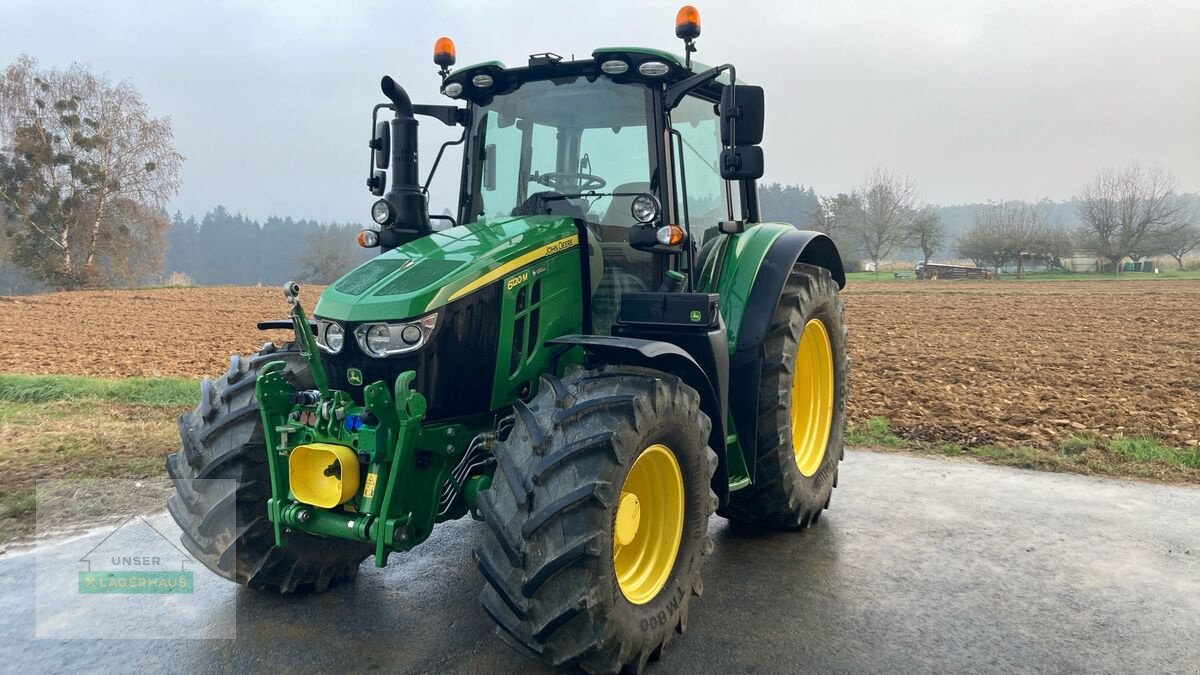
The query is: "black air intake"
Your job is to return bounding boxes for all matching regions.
[379,76,431,250]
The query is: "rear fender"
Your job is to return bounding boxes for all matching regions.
[700,225,845,473]
[734,228,844,353]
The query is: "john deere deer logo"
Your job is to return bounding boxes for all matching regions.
[347,368,363,386]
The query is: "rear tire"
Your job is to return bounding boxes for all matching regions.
[720,263,848,529]
[475,366,717,673]
[165,342,370,592]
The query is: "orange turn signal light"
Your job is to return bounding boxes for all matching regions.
[675,5,701,40]
[656,224,686,246]
[357,229,380,248]
[434,36,456,68]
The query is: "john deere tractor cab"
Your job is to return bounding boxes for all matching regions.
[168,6,849,672]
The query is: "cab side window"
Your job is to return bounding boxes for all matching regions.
[671,95,741,237]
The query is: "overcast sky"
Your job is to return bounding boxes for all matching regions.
[3,0,1198,223]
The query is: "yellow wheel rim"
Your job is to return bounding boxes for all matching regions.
[791,319,835,477]
[613,444,684,605]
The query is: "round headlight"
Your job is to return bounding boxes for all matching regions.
[638,61,670,77]
[600,59,629,75]
[631,194,660,224]
[400,324,423,345]
[442,82,463,98]
[471,74,493,88]
[365,325,391,356]
[325,322,345,353]
[371,199,393,225]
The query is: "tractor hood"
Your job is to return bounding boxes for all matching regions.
[314,215,579,323]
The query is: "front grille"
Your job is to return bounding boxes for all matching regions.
[334,258,410,295]
[374,259,464,296]
[509,278,543,376]
[319,283,501,422]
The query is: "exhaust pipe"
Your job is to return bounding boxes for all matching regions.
[378,76,431,250]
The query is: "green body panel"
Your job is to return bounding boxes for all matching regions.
[488,239,584,408]
[453,59,507,73]
[724,413,751,491]
[313,212,585,411]
[257,216,589,561]
[696,222,794,352]
[312,215,579,323]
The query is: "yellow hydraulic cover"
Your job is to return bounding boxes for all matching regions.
[289,443,360,508]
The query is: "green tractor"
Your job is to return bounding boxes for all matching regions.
[167,7,848,672]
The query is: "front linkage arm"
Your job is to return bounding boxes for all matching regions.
[283,281,330,394]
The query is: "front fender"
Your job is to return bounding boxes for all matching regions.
[546,335,730,503]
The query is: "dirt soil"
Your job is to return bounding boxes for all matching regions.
[846,280,1199,448]
[1,280,1197,449]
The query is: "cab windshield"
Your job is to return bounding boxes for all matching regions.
[464,77,655,229]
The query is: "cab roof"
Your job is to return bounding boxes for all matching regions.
[441,47,740,107]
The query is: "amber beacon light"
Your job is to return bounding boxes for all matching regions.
[434,36,456,78]
[675,6,700,67]
[675,5,701,40]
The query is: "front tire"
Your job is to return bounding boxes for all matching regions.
[165,343,371,592]
[475,366,717,673]
[720,263,849,529]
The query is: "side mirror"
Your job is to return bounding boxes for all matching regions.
[368,170,386,197]
[371,120,391,170]
[483,144,497,191]
[720,146,763,181]
[719,85,764,147]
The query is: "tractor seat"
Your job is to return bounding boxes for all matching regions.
[512,191,587,221]
[600,182,651,225]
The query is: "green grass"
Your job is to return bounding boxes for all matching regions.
[1107,435,1200,469]
[849,418,1200,481]
[1058,433,1100,456]
[846,269,1200,283]
[0,492,38,542]
[0,373,196,544]
[845,417,906,447]
[0,373,197,407]
[0,378,189,546]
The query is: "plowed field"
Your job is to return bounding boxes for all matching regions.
[1,280,1197,449]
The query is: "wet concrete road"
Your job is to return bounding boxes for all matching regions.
[2,450,1198,673]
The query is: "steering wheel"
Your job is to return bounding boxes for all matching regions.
[535,172,606,191]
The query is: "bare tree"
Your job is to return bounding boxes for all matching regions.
[1008,202,1050,279]
[299,224,361,284]
[849,167,917,274]
[809,193,855,238]
[808,192,860,260]
[1076,165,1189,274]
[906,208,944,266]
[956,230,990,270]
[1039,223,1075,270]
[1153,222,1200,270]
[0,55,183,290]
[958,201,1049,278]
[958,205,1011,275]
